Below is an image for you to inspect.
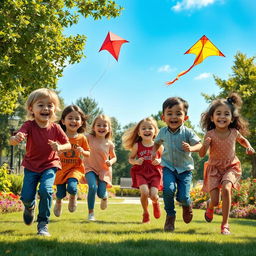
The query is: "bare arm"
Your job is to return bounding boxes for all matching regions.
[152,144,164,166]
[237,134,255,155]
[199,137,211,157]
[9,132,26,146]
[151,142,162,161]
[129,143,144,165]
[48,140,71,152]
[182,141,202,153]
[106,144,117,167]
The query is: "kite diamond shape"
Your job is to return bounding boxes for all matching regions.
[99,32,129,61]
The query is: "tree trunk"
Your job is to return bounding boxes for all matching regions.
[251,154,256,178]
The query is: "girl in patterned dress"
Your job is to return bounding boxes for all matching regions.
[122,117,163,223]
[54,105,90,217]
[199,93,254,235]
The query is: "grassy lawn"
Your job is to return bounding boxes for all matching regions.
[0,198,255,256]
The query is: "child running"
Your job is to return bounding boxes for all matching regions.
[54,105,90,217]
[122,117,163,223]
[9,88,71,236]
[199,93,254,235]
[152,97,201,232]
[84,114,117,221]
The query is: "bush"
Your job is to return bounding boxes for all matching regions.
[8,174,23,195]
[0,164,12,192]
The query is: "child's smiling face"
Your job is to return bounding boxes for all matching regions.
[211,104,233,130]
[138,121,156,141]
[162,104,188,131]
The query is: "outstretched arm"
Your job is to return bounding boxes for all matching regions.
[9,132,26,146]
[152,145,164,166]
[129,143,144,165]
[237,134,255,155]
[182,141,202,153]
[105,145,117,167]
[199,137,212,157]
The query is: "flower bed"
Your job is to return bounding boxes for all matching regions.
[190,178,256,219]
[0,192,23,214]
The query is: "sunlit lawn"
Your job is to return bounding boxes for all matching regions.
[0,198,255,256]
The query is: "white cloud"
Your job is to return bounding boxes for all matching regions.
[172,0,216,12]
[194,72,211,80]
[157,65,174,73]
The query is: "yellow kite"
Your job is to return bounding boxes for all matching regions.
[166,35,225,85]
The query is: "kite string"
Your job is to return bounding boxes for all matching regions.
[88,56,112,96]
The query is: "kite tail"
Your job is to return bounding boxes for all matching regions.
[165,64,195,86]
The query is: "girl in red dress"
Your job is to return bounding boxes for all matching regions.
[122,117,163,223]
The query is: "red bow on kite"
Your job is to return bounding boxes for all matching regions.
[99,32,129,61]
[166,35,225,85]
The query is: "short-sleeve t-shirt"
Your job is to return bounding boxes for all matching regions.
[154,125,201,173]
[18,120,69,173]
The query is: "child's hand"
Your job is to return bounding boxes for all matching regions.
[76,146,84,153]
[182,141,191,152]
[152,158,161,166]
[13,132,26,143]
[48,140,60,152]
[246,147,255,155]
[105,160,112,167]
[203,137,212,148]
[136,157,144,165]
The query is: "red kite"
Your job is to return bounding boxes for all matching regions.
[99,32,129,61]
[166,35,225,85]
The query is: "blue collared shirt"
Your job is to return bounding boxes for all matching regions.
[155,125,201,173]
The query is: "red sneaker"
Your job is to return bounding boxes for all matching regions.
[142,212,150,223]
[152,201,161,219]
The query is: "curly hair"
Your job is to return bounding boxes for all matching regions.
[200,92,249,136]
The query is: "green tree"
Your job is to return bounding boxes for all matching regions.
[0,0,122,114]
[76,97,103,125]
[202,52,256,177]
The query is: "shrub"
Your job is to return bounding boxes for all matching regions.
[8,174,23,195]
[0,164,12,192]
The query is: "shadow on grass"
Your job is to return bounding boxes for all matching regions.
[0,238,256,256]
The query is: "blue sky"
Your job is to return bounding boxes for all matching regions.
[58,0,256,130]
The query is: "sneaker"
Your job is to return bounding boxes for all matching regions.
[68,195,77,212]
[100,198,108,210]
[37,221,51,236]
[164,215,176,232]
[142,212,150,223]
[221,224,231,235]
[152,201,161,219]
[88,212,96,221]
[205,200,214,222]
[23,204,35,225]
[182,205,193,224]
[53,199,62,217]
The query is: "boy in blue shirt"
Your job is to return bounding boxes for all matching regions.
[152,97,201,232]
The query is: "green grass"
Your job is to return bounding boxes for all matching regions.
[0,198,256,256]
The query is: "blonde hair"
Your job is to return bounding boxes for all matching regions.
[25,88,60,121]
[122,117,159,151]
[90,114,113,140]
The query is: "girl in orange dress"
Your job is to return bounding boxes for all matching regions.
[199,93,254,235]
[84,115,117,221]
[122,117,163,223]
[54,105,90,217]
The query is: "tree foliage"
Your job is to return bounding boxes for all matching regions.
[0,0,122,114]
[202,52,256,177]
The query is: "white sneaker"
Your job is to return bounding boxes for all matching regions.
[88,212,95,221]
[68,195,77,213]
[54,199,62,217]
[100,198,108,210]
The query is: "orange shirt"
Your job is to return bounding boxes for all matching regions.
[55,134,90,184]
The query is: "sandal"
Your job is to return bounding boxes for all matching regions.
[204,201,214,222]
[221,224,231,235]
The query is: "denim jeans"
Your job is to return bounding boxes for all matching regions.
[21,167,57,223]
[85,171,107,210]
[163,167,192,216]
[56,178,78,199]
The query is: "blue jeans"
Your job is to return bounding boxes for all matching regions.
[86,171,107,210]
[56,178,78,199]
[163,167,192,216]
[21,167,57,223]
